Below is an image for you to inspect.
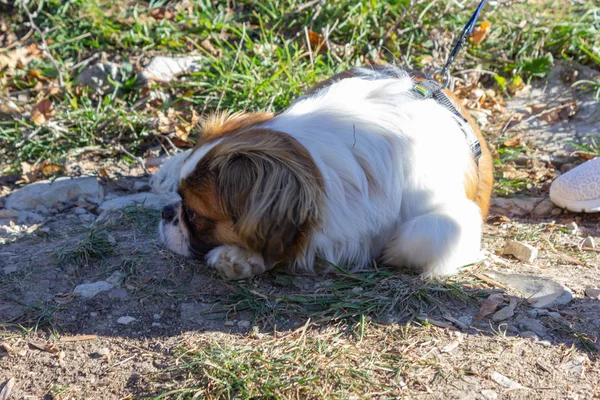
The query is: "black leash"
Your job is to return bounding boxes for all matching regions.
[427,0,489,88]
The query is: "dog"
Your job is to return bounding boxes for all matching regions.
[156,65,493,280]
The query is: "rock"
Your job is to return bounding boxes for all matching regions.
[3,265,19,274]
[97,347,110,358]
[180,302,213,323]
[74,62,119,93]
[520,331,539,340]
[5,177,102,211]
[582,236,596,248]
[484,271,572,308]
[515,316,547,336]
[90,312,98,317]
[0,209,19,219]
[547,312,561,319]
[492,305,515,322]
[237,320,251,329]
[503,240,538,263]
[532,198,555,217]
[561,356,586,376]
[491,197,538,216]
[78,213,96,224]
[106,271,126,286]
[133,181,151,192]
[97,193,177,217]
[153,313,161,320]
[152,322,162,327]
[489,371,523,389]
[481,390,498,400]
[73,281,114,298]
[566,221,578,234]
[117,316,136,325]
[74,207,87,215]
[585,287,600,299]
[457,315,473,327]
[504,325,519,335]
[140,56,203,83]
[17,211,44,224]
[224,320,235,327]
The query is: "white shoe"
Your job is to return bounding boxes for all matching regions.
[550,157,600,212]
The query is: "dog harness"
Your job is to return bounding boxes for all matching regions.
[412,79,482,162]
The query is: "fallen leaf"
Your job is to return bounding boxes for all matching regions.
[475,293,505,322]
[507,75,524,95]
[306,29,327,52]
[29,342,60,354]
[41,163,64,177]
[441,335,463,353]
[0,377,15,400]
[471,20,492,45]
[502,137,521,147]
[98,168,110,179]
[54,293,75,304]
[150,7,174,20]
[31,98,55,126]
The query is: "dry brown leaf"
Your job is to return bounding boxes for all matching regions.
[20,161,39,183]
[54,293,75,304]
[471,20,491,45]
[306,30,327,53]
[150,7,175,20]
[502,137,521,147]
[41,163,64,177]
[98,168,110,179]
[30,342,60,354]
[474,293,504,321]
[31,98,55,126]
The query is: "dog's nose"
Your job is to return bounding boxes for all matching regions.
[162,204,176,221]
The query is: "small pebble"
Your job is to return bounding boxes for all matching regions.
[152,322,162,327]
[117,316,136,325]
[481,390,498,400]
[224,320,235,327]
[582,236,596,248]
[504,325,519,335]
[90,312,98,317]
[566,221,578,234]
[74,207,88,215]
[547,312,561,319]
[520,331,539,340]
[538,340,552,347]
[585,287,600,299]
[153,313,161,320]
[97,347,110,357]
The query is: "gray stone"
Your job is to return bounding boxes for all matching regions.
[516,316,547,336]
[484,271,573,308]
[3,265,19,274]
[491,197,538,216]
[585,287,600,299]
[503,240,538,263]
[224,320,235,327]
[504,325,520,335]
[237,320,251,328]
[117,316,136,325]
[566,221,578,234]
[140,56,203,83]
[107,288,128,300]
[97,192,177,217]
[547,312,561,319]
[520,331,539,340]
[74,281,114,298]
[152,322,162,327]
[481,390,498,400]
[532,198,555,217]
[153,313,161,320]
[457,315,473,327]
[74,207,88,215]
[74,62,119,93]
[492,305,515,322]
[5,177,102,211]
[561,356,586,376]
[35,205,49,215]
[97,347,110,357]
[583,236,596,249]
[78,213,96,223]
[17,211,44,224]
[0,209,19,219]
[106,271,126,286]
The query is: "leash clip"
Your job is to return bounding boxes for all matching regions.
[425,68,451,90]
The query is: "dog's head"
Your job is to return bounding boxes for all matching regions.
[159,112,324,266]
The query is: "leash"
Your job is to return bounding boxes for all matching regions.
[426,0,489,88]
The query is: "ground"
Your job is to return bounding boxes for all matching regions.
[1,1,600,399]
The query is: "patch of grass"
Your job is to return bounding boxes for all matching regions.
[146,322,442,399]
[56,228,115,267]
[569,136,600,158]
[111,205,162,234]
[220,265,486,326]
[0,299,60,334]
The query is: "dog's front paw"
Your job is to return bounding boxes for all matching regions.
[205,245,267,280]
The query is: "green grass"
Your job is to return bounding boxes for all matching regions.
[55,227,115,267]
[1,0,599,174]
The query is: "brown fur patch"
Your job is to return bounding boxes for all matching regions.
[196,111,274,145]
[180,127,324,265]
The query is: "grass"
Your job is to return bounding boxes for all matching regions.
[1,0,599,174]
[55,227,115,267]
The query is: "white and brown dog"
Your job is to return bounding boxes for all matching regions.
[155,65,493,280]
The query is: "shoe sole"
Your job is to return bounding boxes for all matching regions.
[550,194,600,213]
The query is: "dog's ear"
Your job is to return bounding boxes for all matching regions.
[211,131,323,265]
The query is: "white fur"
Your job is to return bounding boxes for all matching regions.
[159,67,482,277]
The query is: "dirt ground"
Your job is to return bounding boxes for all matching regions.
[1,64,600,399]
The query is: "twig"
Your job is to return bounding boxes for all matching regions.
[69,52,100,71]
[114,144,149,175]
[417,0,440,23]
[20,0,65,88]
[60,335,98,343]
[304,26,314,66]
[504,103,571,133]
[0,29,34,52]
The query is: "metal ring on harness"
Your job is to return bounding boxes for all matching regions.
[425,68,451,90]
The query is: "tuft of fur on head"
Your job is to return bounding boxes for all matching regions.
[197,111,275,144]
[183,128,325,266]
